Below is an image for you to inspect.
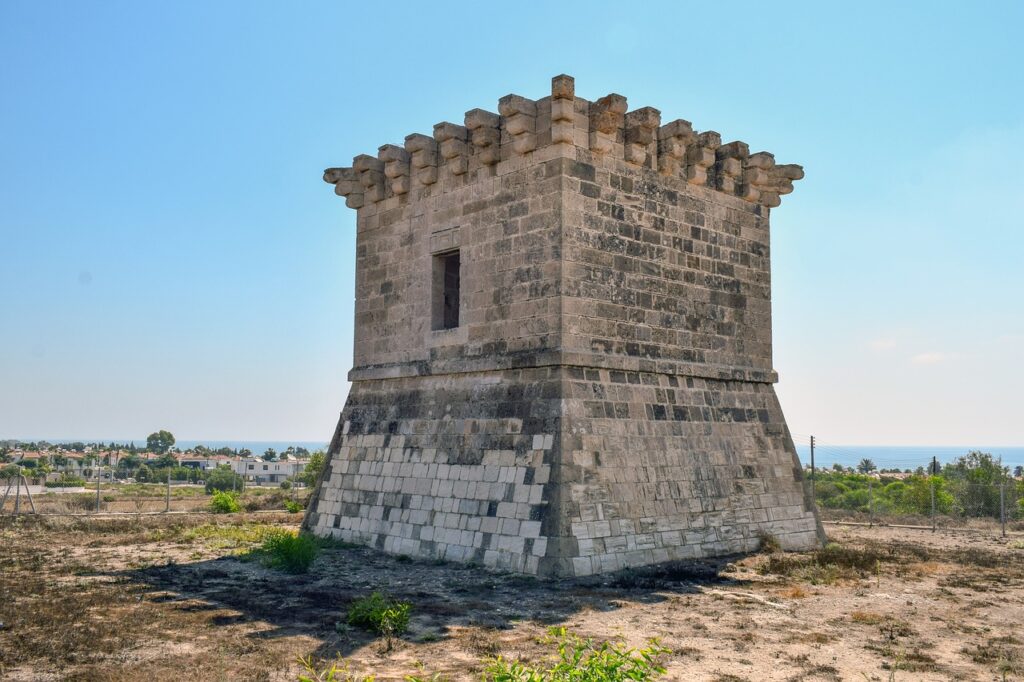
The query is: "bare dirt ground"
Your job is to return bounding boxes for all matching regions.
[1,513,1022,681]
[0,486,297,514]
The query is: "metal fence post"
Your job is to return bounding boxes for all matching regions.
[1000,482,1007,538]
[21,475,35,513]
[810,435,816,503]
[868,479,874,528]
[930,462,937,533]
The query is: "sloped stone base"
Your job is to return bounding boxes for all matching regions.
[304,366,824,577]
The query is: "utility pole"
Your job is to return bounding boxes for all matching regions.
[930,455,937,532]
[166,468,171,513]
[809,435,816,503]
[95,461,101,513]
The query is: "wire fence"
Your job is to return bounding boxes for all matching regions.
[791,432,1024,536]
[4,441,1022,538]
[0,465,308,516]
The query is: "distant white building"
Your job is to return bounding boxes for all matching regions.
[232,457,306,485]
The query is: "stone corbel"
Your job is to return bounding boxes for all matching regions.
[404,133,439,186]
[433,122,470,176]
[465,108,501,166]
[498,94,537,155]
[550,74,575,145]
[378,144,411,196]
[685,131,721,186]
[589,94,627,155]
[657,119,694,177]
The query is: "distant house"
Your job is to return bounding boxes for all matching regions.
[232,457,306,485]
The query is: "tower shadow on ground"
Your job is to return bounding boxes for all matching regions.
[119,542,748,661]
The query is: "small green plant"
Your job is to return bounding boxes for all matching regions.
[758,532,781,554]
[483,627,669,681]
[347,592,411,637]
[209,490,241,514]
[297,655,374,682]
[258,529,319,573]
[285,499,304,513]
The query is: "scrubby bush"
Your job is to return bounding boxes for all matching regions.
[813,471,955,515]
[205,465,245,494]
[285,499,304,513]
[346,592,411,637]
[45,475,86,488]
[299,451,326,487]
[209,490,241,514]
[243,489,286,511]
[280,479,292,490]
[483,627,669,681]
[259,530,318,573]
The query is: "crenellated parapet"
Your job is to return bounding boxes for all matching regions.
[324,75,803,209]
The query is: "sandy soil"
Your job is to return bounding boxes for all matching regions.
[1,514,1022,681]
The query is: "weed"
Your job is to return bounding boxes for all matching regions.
[758,542,890,584]
[256,530,319,573]
[758,532,781,553]
[961,636,1022,674]
[180,522,282,550]
[209,490,241,514]
[347,592,411,637]
[285,499,304,513]
[851,611,884,625]
[483,626,669,681]
[297,655,374,682]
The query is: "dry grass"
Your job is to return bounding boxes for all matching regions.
[850,610,884,625]
[780,585,808,599]
[2,515,1023,680]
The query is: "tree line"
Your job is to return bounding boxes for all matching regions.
[813,451,1024,518]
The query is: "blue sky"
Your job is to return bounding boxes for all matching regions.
[1,1,1021,445]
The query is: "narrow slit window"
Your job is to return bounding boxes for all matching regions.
[432,250,460,330]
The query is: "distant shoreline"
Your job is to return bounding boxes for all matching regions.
[5,439,1022,469]
[3,439,330,453]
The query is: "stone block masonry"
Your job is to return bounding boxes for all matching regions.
[305,75,825,577]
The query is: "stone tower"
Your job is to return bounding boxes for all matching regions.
[304,75,824,577]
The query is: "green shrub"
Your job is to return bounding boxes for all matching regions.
[45,475,86,488]
[260,530,319,573]
[285,499,304,513]
[346,592,411,637]
[483,627,669,681]
[205,464,245,494]
[280,480,292,490]
[209,490,241,514]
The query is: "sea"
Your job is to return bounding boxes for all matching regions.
[792,444,1024,472]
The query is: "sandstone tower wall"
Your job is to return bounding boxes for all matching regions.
[306,75,824,577]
